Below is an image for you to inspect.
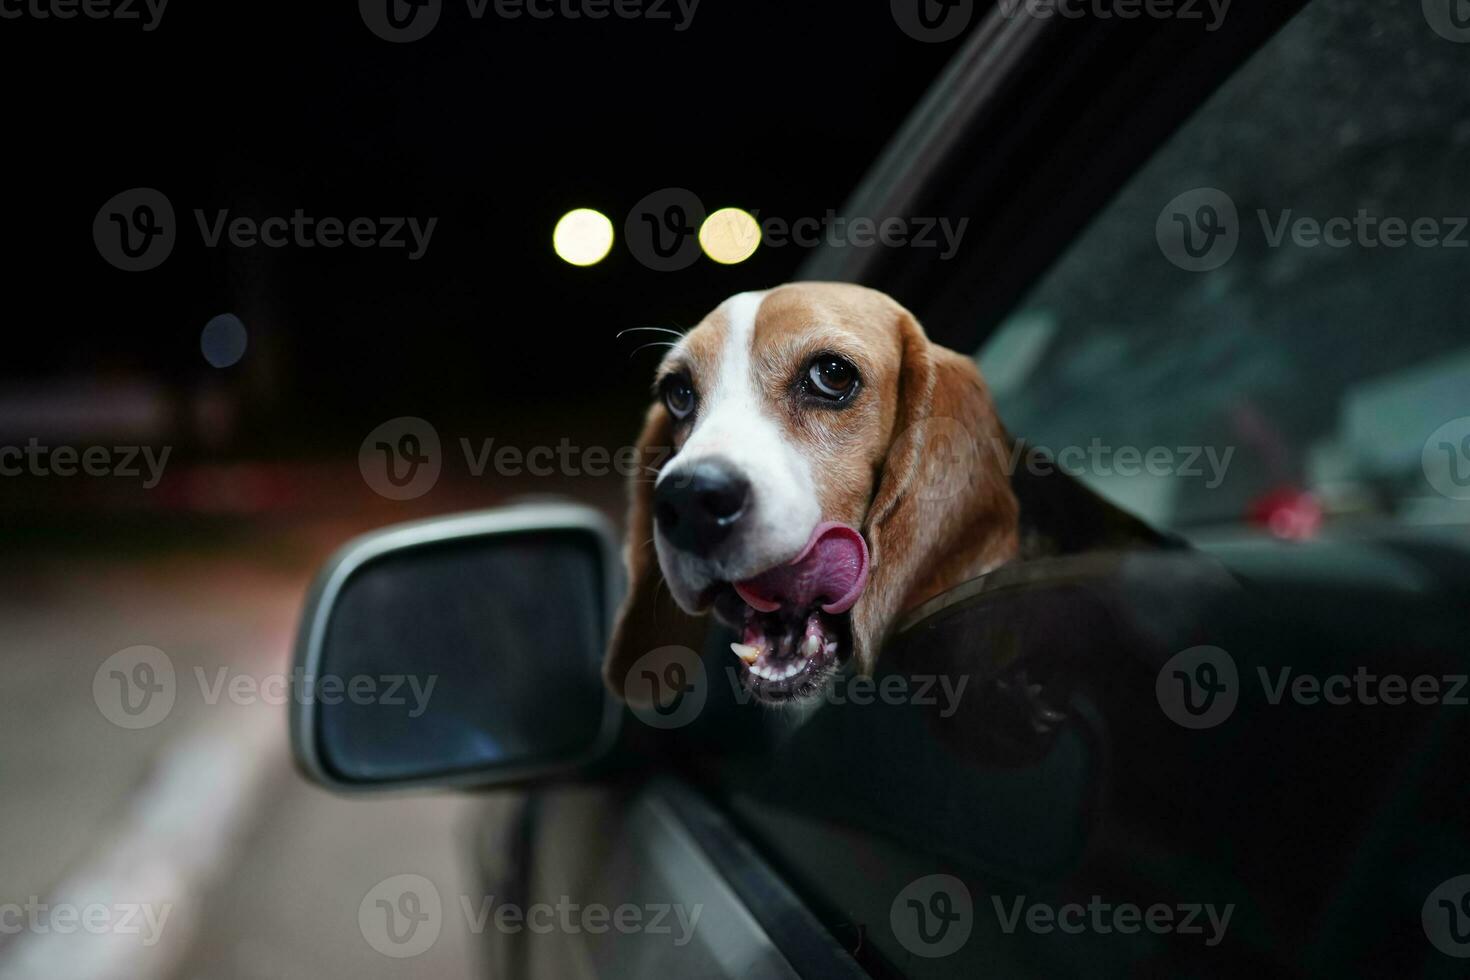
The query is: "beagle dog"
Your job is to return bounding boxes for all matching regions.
[604,282,1020,705]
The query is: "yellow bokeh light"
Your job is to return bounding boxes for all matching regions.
[553,209,615,267]
[698,208,761,265]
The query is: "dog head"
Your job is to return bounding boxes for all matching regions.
[604,282,1019,704]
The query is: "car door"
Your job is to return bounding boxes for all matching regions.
[507,0,1470,977]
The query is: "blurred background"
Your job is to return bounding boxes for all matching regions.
[4,1,958,519]
[0,4,963,977]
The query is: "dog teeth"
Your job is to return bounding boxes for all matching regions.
[748,660,805,682]
[730,643,761,665]
[804,634,821,657]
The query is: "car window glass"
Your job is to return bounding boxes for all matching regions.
[977,0,1470,534]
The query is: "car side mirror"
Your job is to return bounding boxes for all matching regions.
[289,502,622,792]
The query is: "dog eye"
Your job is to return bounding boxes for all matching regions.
[807,355,859,401]
[661,376,696,420]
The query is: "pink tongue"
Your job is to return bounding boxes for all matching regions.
[733,523,869,616]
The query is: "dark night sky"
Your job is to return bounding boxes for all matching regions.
[3,2,961,449]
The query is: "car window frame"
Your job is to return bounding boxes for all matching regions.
[799,0,1309,355]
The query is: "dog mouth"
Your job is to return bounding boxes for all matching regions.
[724,522,869,703]
[733,607,849,701]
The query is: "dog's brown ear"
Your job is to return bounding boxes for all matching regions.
[851,311,1020,675]
[603,402,705,702]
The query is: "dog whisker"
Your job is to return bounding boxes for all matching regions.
[629,341,679,358]
[616,326,686,339]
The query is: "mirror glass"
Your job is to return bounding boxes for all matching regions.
[302,516,615,787]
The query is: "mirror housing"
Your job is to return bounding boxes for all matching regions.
[290,502,622,792]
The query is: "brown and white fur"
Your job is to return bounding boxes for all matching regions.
[604,282,1019,703]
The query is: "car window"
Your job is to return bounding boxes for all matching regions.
[977,0,1470,535]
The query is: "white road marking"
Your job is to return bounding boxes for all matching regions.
[0,709,282,980]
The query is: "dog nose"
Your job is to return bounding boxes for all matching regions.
[655,458,750,555]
